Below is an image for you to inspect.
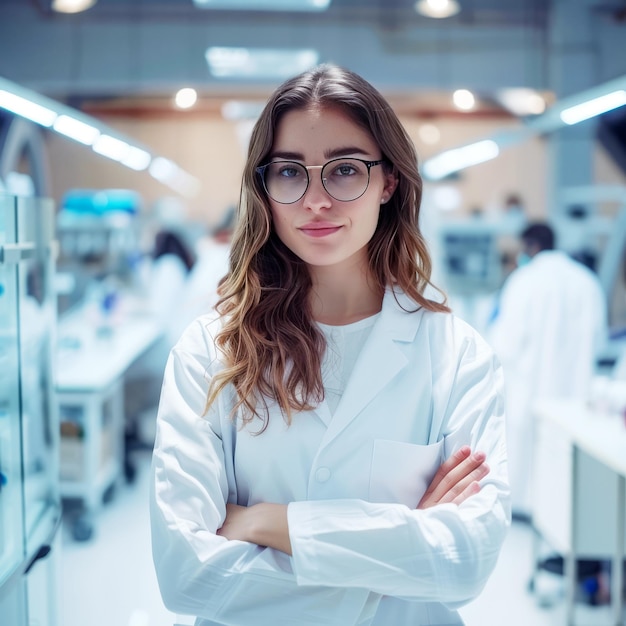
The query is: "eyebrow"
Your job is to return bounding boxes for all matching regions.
[269,146,373,162]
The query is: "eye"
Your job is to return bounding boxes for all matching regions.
[330,161,359,177]
[274,162,303,178]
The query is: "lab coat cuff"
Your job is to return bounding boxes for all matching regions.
[288,500,325,586]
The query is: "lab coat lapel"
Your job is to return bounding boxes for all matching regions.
[311,397,333,427]
[320,288,423,447]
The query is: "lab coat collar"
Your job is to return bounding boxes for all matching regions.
[314,286,425,446]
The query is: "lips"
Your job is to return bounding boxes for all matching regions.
[299,222,343,238]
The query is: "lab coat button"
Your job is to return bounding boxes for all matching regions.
[315,467,331,483]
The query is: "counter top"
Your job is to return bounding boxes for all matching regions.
[56,302,163,392]
[534,397,626,478]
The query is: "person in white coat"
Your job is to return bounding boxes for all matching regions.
[487,222,607,519]
[150,63,510,626]
[170,207,236,346]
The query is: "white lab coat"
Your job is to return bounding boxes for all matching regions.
[150,287,511,626]
[487,251,607,515]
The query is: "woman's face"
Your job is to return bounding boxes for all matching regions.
[265,106,397,276]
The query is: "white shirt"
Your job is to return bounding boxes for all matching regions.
[150,287,511,625]
[318,314,379,415]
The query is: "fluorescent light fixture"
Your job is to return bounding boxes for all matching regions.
[417,75,626,182]
[193,0,330,11]
[0,76,198,196]
[92,134,130,161]
[149,157,178,183]
[206,47,319,79]
[52,0,97,13]
[415,0,460,19]
[150,157,200,198]
[53,114,100,145]
[497,88,546,117]
[422,139,499,180]
[0,90,57,127]
[122,146,151,171]
[560,90,626,125]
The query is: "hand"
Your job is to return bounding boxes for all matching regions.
[217,502,292,555]
[417,446,489,509]
[216,503,253,542]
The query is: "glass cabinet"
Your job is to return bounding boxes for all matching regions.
[0,193,25,591]
[0,193,61,625]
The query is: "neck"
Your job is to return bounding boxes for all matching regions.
[309,265,383,326]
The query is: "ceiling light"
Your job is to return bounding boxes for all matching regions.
[497,88,546,117]
[206,47,319,79]
[174,88,198,110]
[92,134,130,161]
[52,0,97,13]
[0,76,198,196]
[149,157,200,198]
[560,90,626,125]
[422,139,499,180]
[0,90,57,126]
[453,89,475,111]
[53,115,100,145]
[418,123,441,145]
[149,157,178,183]
[193,0,331,11]
[420,75,626,182]
[415,0,460,19]
[121,147,152,171]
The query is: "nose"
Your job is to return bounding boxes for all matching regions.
[302,171,332,212]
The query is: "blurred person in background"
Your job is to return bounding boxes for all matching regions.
[487,221,607,519]
[123,227,197,461]
[149,229,196,328]
[169,205,237,345]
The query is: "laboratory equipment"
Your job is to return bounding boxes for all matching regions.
[553,185,626,362]
[437,218,506,333]
[55,188,144,316]
[439,219,503,296]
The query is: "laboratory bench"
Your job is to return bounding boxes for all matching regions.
[55,299,162,540]
[532,394,626,626]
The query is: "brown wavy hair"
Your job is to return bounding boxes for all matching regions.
[206,63,449,431]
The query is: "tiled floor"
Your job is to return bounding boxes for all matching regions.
[58,448,617,626]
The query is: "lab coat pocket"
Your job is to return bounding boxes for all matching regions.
[369,438,445,508]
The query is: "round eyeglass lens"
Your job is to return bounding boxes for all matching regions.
[322,159,371,202]
[262,158,372,204]
[263,161,308,204]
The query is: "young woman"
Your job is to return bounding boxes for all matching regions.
[150,64,510,626]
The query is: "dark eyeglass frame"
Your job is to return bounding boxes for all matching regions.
[255,157,386,204]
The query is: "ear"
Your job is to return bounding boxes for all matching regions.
[381,171,399,204]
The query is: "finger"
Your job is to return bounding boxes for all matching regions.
[426,450,486,503]
[421,446,472,499]
[437,463,490,505]
[451,480,482,506]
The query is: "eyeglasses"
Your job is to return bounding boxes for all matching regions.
[256,157,386,204]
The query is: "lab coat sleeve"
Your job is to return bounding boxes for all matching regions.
[150,318,372,626]
[287,325,511,606]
